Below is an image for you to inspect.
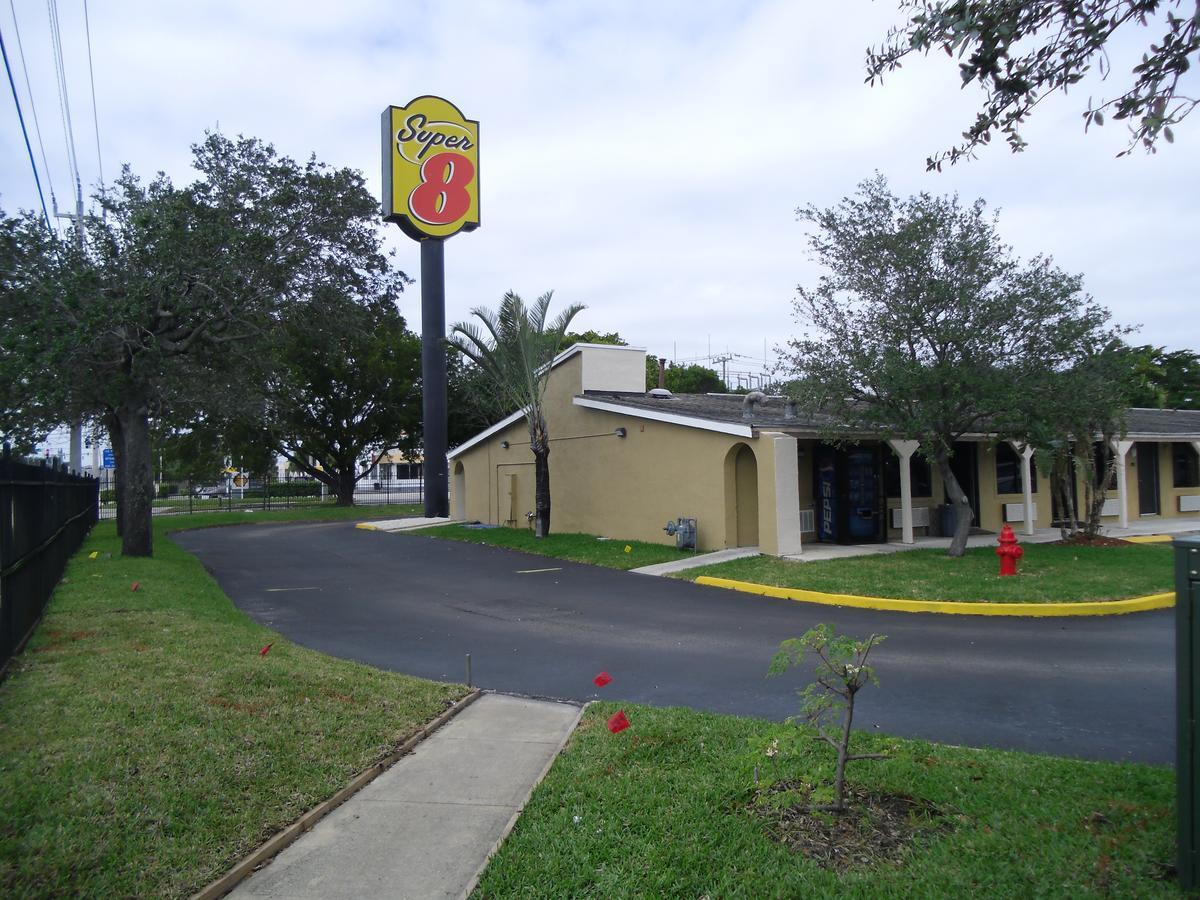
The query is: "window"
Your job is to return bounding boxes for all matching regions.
[1175,444,1200,488]
[883,452,932,498]
[380,463,394,480]
[995,444,1038,494]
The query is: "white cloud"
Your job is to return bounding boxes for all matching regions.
[2,0,1196,381]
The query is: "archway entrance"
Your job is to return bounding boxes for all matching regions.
[726,444,759,547]
[451,462,465,521]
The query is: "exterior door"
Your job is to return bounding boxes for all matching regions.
[1137,442,1160,515]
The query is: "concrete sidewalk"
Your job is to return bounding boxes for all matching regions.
[229,693,581,900]
[632,515,1200,573]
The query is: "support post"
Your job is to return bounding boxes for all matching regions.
[1112,439,1134,530]
[1176,536,1200,890]
[1013,442,1036,537]
[766,433,801,556]
[421,239,449,518]
[888,440,919,545]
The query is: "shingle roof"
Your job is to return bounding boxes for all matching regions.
[579,391,840,432]
[580,393,1200,439]
[1124,407,1200,437]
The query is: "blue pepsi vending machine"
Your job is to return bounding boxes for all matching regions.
[817,447,838,542]
[846,449,880,540]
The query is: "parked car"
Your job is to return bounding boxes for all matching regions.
[192,484,229,499]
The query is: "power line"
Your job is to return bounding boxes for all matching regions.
[46,0,81,199]
[82,0,102,193]
[7,0,58,214]
[0,24,53,232]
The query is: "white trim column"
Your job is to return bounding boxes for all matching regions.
[1112,439,1134,530]
[768,433,803,556]
[1010,441,1036,536]
[888,439,919,544]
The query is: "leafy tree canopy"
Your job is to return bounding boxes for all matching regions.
[784,174,1127,556]
[261,287,421,505]
[868,1,1200,167]
[645,359,726,393]
[1124,344,1200,408]
[1,133,402,554]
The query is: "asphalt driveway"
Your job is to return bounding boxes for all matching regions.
[174,521,1175,765]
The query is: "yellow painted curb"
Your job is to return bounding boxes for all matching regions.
[354,523,379,531]
[693,576,1174,617]
[1125,534,1174,544]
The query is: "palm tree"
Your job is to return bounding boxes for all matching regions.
[448,290,585,537]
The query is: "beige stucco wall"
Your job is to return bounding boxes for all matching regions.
[974,443,1053,533]
[449,348,1200,550]
[449,350,794,554]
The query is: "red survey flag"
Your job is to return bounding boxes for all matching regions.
[130,582,140,592]
[593,671,612,688]
[607,710,630,734]
[260,642,273,656]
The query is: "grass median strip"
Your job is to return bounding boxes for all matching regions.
[675,542,1173,604]
[417,524,695,571]
[475,703,1175,898]
[0,508,465,898]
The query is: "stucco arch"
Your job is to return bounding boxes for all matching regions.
[723,443,759,548]
[451,461,466,521]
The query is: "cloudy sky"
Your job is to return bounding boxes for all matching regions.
[3,0,1197,390]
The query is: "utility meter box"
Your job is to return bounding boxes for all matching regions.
[664,517,698,551]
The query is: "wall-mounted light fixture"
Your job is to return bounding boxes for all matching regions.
[500,440,509,450]
[614,427,627,438]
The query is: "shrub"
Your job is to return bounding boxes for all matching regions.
[769,624,887,811]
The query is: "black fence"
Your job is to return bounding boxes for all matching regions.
[1,448,100,674]
[95,470,424,520]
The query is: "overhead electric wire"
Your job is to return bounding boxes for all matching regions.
[46,0,81,199]
[7,0,58,214]
[1,25,53,232]
[81,0,102,193]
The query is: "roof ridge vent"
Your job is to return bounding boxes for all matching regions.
[648,388,673,399]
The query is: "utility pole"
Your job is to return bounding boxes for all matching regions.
[55,177,85,474]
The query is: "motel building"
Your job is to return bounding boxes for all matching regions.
[447,344,1200,555]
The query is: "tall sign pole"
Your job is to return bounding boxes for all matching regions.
[381,97,480,518]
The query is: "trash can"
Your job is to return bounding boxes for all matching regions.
[939,503,956,537]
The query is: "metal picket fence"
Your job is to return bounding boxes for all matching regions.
[0,447,99,674]
[95,470,424,520]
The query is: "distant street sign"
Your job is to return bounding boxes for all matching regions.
[233,473,248,488]
[102,448,115,469]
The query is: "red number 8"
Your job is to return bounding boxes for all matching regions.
[409,152,475,226]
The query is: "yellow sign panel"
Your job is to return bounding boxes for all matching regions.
[381,96,480,241]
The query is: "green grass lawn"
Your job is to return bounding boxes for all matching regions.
[676,542,1174,603]
[476,703,1176,898]
[0,507,462,898]
[418,524,696,571]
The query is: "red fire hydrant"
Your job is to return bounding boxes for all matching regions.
[996,524,1023,576]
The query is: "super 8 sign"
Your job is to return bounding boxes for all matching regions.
[381,96,480,241]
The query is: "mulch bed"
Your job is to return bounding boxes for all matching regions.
[749,781,952,870]
[1046,533,1132,547]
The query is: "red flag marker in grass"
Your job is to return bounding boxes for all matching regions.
[260,642,274,656]
[593,671,612,688]
[607,710,630,734]
[130,582,140,592]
